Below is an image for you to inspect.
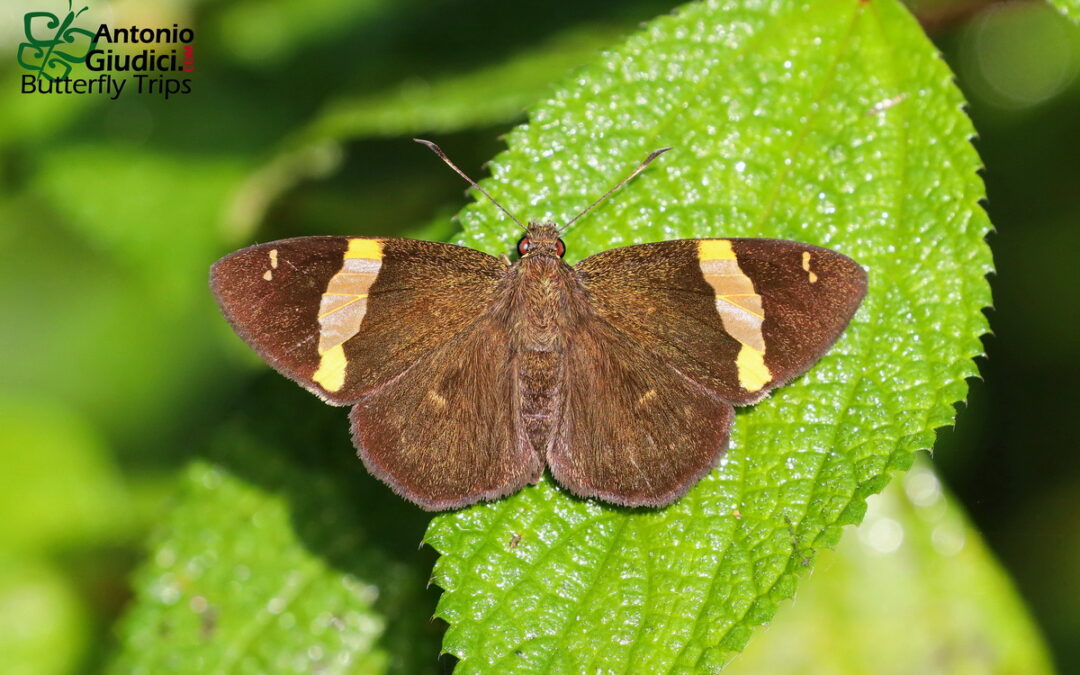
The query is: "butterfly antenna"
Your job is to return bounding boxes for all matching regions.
[414,138,526,231]
[561,146,672,233]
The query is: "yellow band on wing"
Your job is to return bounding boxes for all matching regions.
[345,238,383,260]
[736,346,771,392]
[698,239,736,261]
[311,239,384,393]
[698,239,773,393]
[312,343,347,392]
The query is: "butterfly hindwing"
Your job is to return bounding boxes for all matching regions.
[210,236,506,405]
[549,317,734,506]
[350,314,543,511]
[574,238,867,405]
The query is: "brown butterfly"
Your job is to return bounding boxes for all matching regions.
[211,140,866,510]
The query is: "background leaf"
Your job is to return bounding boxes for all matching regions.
[0,554,89,675]
[425,0,992,671]
[304,25,625,140]
[728,459,1053,674]
[1048,0,1080,24]
[112,413,441,674]
[224,22,629,242]
[952,2,1080,113]
[0,397,131,553]
[211,0,417,67]
[0,397,128,675]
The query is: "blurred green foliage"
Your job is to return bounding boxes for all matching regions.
[730,458,1053,674]
[0,0,1077,672]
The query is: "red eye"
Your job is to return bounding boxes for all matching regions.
[555,239,566,257]
[517,238,531,255]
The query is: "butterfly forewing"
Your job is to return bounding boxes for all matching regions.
[212,237,357,403]
[574,238,866,405]
[726,238,866,389]
[543,237,864,506]
[210,236,506,404]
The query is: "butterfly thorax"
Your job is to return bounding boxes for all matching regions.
[505,248,586,351]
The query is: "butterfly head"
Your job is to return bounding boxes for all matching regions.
[517,223,566,258]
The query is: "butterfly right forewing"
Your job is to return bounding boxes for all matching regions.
[574,238,866,405]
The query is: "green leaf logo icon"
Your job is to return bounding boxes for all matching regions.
[17,0,98,81]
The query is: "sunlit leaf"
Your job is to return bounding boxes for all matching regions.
[226,24,625,240]
[213,0,409,67]
[0,555,89,675]
[3,148,248,440]
[0,397,130,552]
[305,25,624,140]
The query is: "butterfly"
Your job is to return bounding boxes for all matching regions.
[211,140,866,510]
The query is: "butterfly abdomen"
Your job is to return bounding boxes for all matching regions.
[504,252,595,454]
[517,350,560,454]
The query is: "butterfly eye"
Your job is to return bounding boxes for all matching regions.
[555,239,566,257]
[517,238,532,255]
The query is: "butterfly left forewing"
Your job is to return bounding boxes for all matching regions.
[574,238,866,405]
[213,235,540,509]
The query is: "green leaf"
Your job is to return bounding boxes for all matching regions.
[213,0,411,67]
[4,146,247,440]
[225,23,626,241]
[426,0,992,671]
[728,458,1054,674]
[953,1,1080,112]
[305,25,625,140]
[111,423,440,674]
[0,70,96,148]
[30,145,247,307]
